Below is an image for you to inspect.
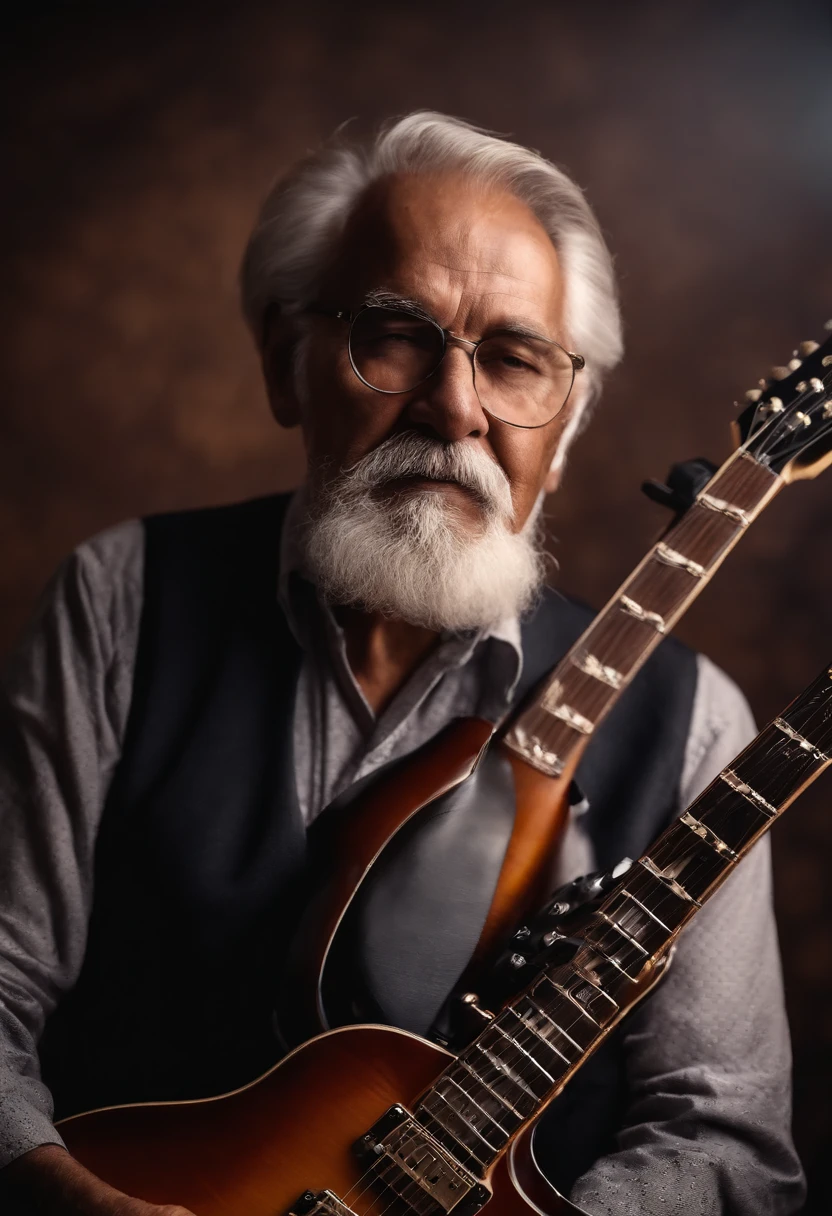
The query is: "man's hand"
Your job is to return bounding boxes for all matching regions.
[0,1144,196,1215]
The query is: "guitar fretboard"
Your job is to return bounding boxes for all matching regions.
[415,662,832,1177]
[504,451,781,775]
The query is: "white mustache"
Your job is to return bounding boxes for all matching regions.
[343,432,515,521]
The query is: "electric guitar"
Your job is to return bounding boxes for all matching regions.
[58,654,832,1215]
[277,324,832,1049]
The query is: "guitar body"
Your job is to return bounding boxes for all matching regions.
[58,1025,582,1216]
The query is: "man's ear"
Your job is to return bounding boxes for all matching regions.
[261,307,303,428]
[543,394,588,493]
[543,461,562,495]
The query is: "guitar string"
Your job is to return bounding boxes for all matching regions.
[323,664,830,1216]
[460,691,832,1125]
[365,703,832,1182]
[318,366,832,1216]
[456,375,832,1110]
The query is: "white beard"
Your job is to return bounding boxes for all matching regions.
[300,433,546,632]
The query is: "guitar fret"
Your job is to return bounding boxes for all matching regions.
[500,1008,574,1075]
[773,717,828,763]
[600,888,673,956]
[512,997,589,1066]
[619,595,667,633]
[643,822,729,904]
[597,907,650,953]
[639,856,702,906]
[571,648,625,689]
[721,769,777,817]
[573,947,631,999]
[490,1021,556,1087]
[447,1061,525,1125]
[781,667,832,750]
[693,780,774,853]
[581,915,650,980]
[438,1074,516,1140]
[734,723,827,808]
[466,1042,541,1109]
[623,863,695,929]
[621,888,669,930]
[698,492,750,525]
[531,973,612,1038]
[524,993,585,1053]
[426,1085,504,1154]
[548,702,595,735]
[654,542,706,578]
[679,810,738,858]
[415,1108,484,1174]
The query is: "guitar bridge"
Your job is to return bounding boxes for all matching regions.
[355,1104,490,1215]
[288,1189,357,1216]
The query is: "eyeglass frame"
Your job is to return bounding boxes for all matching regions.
[305,303,586,430]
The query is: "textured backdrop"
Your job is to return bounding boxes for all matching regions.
[2,0,831,1203]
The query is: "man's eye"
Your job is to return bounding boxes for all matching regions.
[480,347,538,374]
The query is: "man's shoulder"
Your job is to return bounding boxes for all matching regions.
[74,518,145,587]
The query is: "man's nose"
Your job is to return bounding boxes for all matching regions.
[404,343,491,441]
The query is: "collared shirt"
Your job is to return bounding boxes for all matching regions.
[0,501,805,1213]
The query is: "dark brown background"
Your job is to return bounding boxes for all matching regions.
[2,0,831,1206]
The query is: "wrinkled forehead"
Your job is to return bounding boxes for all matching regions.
[320,172,566,335]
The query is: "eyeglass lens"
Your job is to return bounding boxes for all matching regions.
[348,306,576,427]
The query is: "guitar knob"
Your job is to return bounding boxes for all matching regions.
[513,925,531,941]
[798,341,820,356]
[509,953,527,969]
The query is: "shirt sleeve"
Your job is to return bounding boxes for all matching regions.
[568,654,806,1215]
[0,522,143,1168]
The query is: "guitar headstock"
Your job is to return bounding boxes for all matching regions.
[733,321,832,483]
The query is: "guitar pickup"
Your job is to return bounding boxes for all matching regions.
[355,1104,490,1215]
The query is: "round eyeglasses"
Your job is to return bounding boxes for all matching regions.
[309,304,585,429]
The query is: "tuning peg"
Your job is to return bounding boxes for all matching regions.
[744,389,763,402]
[825,319,832,331]
[760,396,784,416]
[798,341,820,357]
[788,358,802,371]
[823,355,832,367]
[771,366,791,380]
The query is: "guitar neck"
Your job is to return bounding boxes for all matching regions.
[415,661,832,1177]
[504,450,782,776]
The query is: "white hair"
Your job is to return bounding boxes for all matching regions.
[301,431,546,631]
[240,111,623,442]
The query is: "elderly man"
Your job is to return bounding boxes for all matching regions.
[0,113,804,1214]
